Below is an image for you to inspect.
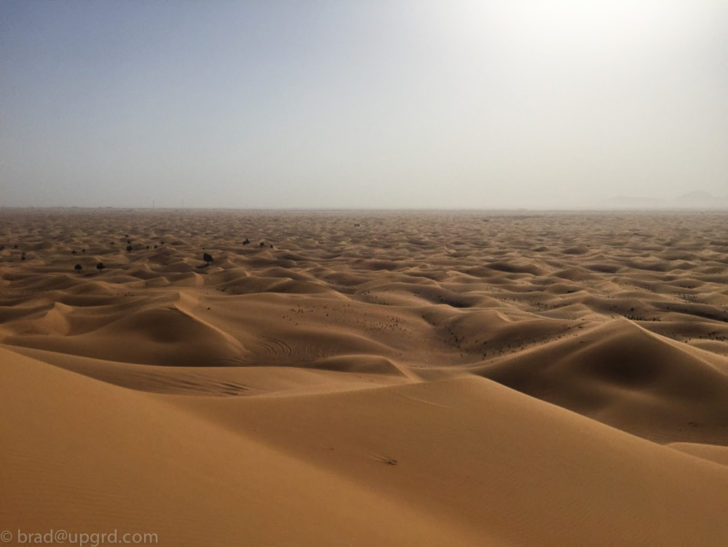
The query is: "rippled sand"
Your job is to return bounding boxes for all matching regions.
[2,209,728,545]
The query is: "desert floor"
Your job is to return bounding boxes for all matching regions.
[2,209,728,546]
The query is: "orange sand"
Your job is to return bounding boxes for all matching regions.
[2,209,728,545]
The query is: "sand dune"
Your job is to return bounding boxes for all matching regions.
[1,348,484,546]
[670,442,728,466]
[2,209,728,545]
[477,318,728,443]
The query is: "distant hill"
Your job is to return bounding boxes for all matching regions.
[605,196,668,209]
[604,191,728,210]
[675,191,728,208]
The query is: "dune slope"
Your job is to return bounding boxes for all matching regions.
[477,318,728,443]
[0,347,490,546]
[4,346,728,546]
[3,210,728,545]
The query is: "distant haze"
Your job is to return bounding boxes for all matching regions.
[1,1,726,209]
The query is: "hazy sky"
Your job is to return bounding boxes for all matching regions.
[1,1,726,208]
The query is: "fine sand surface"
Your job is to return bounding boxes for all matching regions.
[2,208,728,545]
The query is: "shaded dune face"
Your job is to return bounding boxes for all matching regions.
[2,209,728,545]
[477,319,728,443]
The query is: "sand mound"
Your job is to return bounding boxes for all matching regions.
[1,348,480,546]
[306,354,414,377]
[5,304,245,365]
[3,209,728,544]
[478,318,728,443]
[175,374,728,546]
[670,442,728,466]
[4,347,728,545]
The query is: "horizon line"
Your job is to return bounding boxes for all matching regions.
[2,205,727,213]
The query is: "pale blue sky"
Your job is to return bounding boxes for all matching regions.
[1,1,726,208]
